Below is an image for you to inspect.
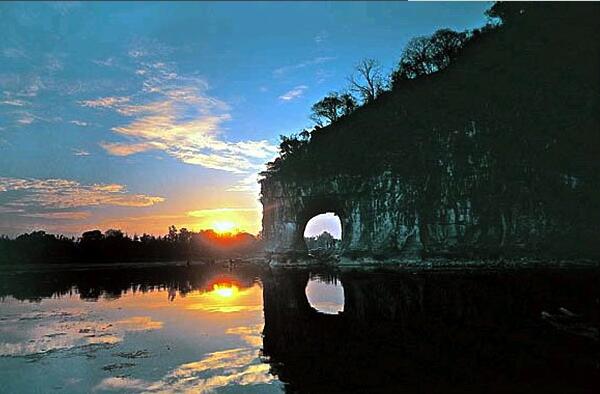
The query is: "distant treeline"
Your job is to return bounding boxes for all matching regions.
[0,226,262,264]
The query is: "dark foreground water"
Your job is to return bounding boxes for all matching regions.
[1,263,599,393]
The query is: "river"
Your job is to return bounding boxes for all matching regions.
[1,263,599,393]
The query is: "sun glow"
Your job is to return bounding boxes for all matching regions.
[212,220,236,234]
[212,283,239,298]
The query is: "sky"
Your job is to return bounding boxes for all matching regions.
[0,1,490,237]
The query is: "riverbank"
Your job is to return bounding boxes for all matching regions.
[268,254,600,271]
[0,257,267,274]
[2,255,599,274]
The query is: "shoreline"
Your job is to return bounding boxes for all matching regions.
[3,256,599,274]
[268,255,600,271]
[0,258,265,274]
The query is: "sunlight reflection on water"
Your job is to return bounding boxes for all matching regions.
[0,273,283,393]
[2,265,600,392]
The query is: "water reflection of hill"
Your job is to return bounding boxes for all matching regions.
[262,269,600,393]
[0,264,264,302]
[3,264,600,392]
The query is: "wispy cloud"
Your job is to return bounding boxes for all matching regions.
[0,177,164,209]
[2,47,28,59]
[72,149,90,156]
[314,30,329,45]
[127,38,174,60]
[82,61,276,173]
[0,206,24,214]
[69,120,88,127]
[17,116,34,125]
[92,57,115,67]
[80,96,130,109]
[16,77,44,98]
[227,174,260,193]
[0,99,27,107]
[99,142,157,156]
[45,54,63,72]
[279,85,308,101]
[13,110,61,126]
[128,49,147,59]
[21,211,91,220]
[273,56,335,76]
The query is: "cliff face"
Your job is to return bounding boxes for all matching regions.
[261,173,421,259]
[261,168,582,262]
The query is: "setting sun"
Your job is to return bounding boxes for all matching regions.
[212,283,239,298]
[213,221,236,234]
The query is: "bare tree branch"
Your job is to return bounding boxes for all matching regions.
[347,58,384,104]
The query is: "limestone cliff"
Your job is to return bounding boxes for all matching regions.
[261,173,421,259]
[260,3,600,263]
[261,168,584,261]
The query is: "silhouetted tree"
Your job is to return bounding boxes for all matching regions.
[0,225,263,265]
[278,135,306,158]
[392,29,467,83]
[310,92,357,126]
[105,229,124,239]
[305,231,338,251]
[81,230,103,242]
[168,225,178,242]
[348,58,385,103]
[485,2,526,25]
[178,227,191,243]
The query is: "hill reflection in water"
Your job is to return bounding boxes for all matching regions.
[1,264,599,392]
[262,268,600,393]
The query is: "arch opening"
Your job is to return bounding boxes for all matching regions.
[303,212,341,254]
[305,275,344,315]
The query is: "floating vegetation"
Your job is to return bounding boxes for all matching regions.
[114,350,151,359]
[102,362,137,372]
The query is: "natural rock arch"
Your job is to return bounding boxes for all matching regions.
[297,197,345,250]
[260,173,424,264]
[304,212,342,250]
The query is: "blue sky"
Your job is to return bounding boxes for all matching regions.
[0,1,490,236]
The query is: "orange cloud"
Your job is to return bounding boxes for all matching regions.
[99,141,159,156]
[0,176,164,209]
[82,62,276,173]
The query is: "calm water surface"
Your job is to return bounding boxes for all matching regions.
[1,263,599,393]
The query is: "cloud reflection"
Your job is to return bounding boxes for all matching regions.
[93,324,276,393]
[0,310,163,358]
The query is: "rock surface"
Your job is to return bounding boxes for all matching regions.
[260,170,596,264]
